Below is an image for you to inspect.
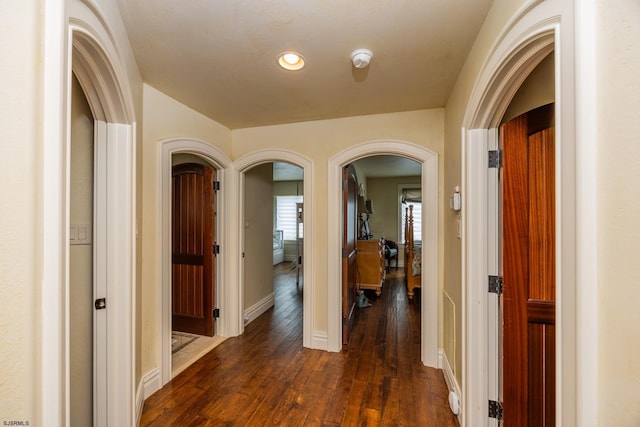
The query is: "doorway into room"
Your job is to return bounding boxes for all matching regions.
[170,153,225,378]
[341,154,424,348]
[242,162,305,339]
[328,142,439,366]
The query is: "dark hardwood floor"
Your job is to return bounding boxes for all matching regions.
[141,263,458,426]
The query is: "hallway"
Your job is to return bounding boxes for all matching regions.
[140,265,457,426]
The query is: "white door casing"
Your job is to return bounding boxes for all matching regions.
[158,138,232,386]
[233,150,316,348]
[42,2,137,425]
[327,140,439,368]
[460,0,596,425]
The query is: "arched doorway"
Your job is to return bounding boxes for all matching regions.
[233,150,314,348]
[158,138,231,385]
[327,141,439,367]
[42,5,137,425]
[461,1,586,424]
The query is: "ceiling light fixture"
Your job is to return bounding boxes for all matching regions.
[351,49,373,69]
[278,52,305,71]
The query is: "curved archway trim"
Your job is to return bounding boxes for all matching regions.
[233,149,316,349]
[158,138,232,386]
[460,0,588,425]
[326,140,439,369]
[42,3,138,425]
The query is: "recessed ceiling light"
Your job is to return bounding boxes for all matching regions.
[278,52,305,71]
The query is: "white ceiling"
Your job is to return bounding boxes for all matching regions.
[117,0,493,129]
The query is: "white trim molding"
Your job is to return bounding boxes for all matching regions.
[460,0,585,425]
[440,349,463,426]
[312,332,328,351]
[137,368,161,426]
[244,293,275,326]
[158,138,232,386]
[327,140,439,369]
[233,149,315,349]
[142,368,161,400]
[42,1,138,425]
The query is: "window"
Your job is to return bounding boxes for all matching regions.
[401,202,422,242]
[275,195,303,240]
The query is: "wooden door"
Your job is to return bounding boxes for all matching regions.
[501,103,555,426]
[342,164,359,345]
[172,163,216,336]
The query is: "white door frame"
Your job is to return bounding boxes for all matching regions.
[461,0,597,425]
[158,138,232,386]
[326,140,439,368]
[233,150,316,348]
[42,3,137,425]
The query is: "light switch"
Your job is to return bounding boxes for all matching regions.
[70,224,92,245]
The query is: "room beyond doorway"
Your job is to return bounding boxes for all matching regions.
[327,142,439,369]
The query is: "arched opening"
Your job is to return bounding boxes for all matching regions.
[41,10,137,425]
[461,3,583,424]
[234,150,314,348]
[242,161,305,345]
[158,138,232,386]
[327,141,439,368]
[70,28,137,427]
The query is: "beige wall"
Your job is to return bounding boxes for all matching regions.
[10,1,640,424]
[502,52,555,123]
[172,153,213,167]
[69,75,94,427]
[0,1,41,423]
[273,180,303,197]
[443,0,529,384]
[140,84,232,375]
[244,164,275,309]
[597,0,640,424]
[366,176,421,245]
[232,109,444,334]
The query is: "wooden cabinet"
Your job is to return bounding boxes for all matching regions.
[356,239,385,296]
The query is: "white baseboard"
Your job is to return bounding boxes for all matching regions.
[136,368,161,425]
[312,331,328,350]
[135,378,144,426]
[143,368,161,399]
[244,293,275,325]
[439,349,462,425]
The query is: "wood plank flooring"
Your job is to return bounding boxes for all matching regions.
[141,265,458,426]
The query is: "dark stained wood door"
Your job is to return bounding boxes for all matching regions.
[172,163,216,336]
[501,103,555,426]
[342,164,358,345]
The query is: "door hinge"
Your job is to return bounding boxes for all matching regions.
[212,181,220,191]
[213,308,220,319]
[342,247,347,257]
[488,149,503,168]
[94,298,106,310]
[489,275,504,295]
[488,400,503,421]
[213,244,220,255]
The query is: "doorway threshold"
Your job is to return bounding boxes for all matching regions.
[171,334,227,378]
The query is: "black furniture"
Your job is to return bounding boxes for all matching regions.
[383,239,398,273]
